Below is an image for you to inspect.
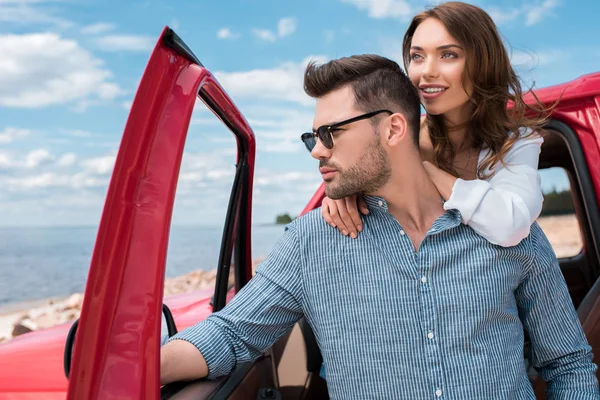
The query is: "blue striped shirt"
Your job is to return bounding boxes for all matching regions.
[171,196,599,399]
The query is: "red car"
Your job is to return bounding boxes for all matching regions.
[0,27,599,400]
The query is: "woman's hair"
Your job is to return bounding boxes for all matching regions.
[402,1,551,178]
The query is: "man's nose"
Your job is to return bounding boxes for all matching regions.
[310,137,331,160]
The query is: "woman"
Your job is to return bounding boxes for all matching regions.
[321,1,549,247]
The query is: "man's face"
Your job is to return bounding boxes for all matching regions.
[310,85,391,199]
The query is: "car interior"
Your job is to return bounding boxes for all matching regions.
[530,120,600,396]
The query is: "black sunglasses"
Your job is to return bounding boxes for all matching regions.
[300,109,392,152]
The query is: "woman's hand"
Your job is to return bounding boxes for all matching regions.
[321,194,369,238]
[423,161,457,200]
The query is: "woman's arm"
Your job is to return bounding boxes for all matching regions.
[426,134,544,247]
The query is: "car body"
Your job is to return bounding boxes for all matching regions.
[0,27,599,399]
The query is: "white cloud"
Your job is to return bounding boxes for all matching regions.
[253,17,298,43]
[0,33,123,108]
[215,55,327,105]
[62,129,93,138]
[56,153,77,167]
[217,28,240,40]
[487,0,559,26]
[4,171,109,190]
[7,172,69,189]
[525,0,559,26]
[341,0,412,20]
[255,171,319,188]
[81,22,115,35]
[0,127,31,144]
[278,17,297,37]
[510,49,562,69]
[243,106,315,153]
[260,141,304,153]
[81,155,116,175]
[122,100,132,110]
[487,8,520,25]
[70,172,109,188]
[25,149,53,168]
[0,152,14,169]
[94,34,155,52]
[252,29,277,43]
[0,0,73,28]
[344,0,559,26]
[191,117,221,126]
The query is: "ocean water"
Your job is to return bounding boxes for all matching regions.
[0,224,287,309]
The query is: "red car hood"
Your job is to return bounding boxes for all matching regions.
[0,289,215,398]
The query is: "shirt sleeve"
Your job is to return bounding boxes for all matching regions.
[516,224,600,398]
[443,132,544,247]
[167,223,304,379]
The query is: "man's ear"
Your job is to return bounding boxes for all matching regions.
[384,113,409,147]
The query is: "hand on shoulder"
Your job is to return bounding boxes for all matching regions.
[321,195,369,238]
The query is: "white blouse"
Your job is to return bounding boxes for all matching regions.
[443,130,544,247]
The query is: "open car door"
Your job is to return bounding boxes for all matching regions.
[65,27,281,399]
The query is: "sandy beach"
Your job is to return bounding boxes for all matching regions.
[0,215,582,343]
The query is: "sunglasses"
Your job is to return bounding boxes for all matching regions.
[300,109,393,152]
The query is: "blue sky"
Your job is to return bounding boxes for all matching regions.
[0,0,598,227]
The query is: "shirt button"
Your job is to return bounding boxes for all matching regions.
[377,200,383,207]
[420,276,427,284]
[435,388,443,397]
[399,230,406,236]
[427,331,434,340]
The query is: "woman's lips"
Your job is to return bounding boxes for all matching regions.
[420,87,447,100]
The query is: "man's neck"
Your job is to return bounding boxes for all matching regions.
[371,159,445,250]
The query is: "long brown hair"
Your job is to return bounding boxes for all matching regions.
[402,1,550,178]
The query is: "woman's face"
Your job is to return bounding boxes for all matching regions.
[407,18,473,125]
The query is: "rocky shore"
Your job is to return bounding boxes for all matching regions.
[0,258,264,344]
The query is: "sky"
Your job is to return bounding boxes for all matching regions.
[1,0,599,227]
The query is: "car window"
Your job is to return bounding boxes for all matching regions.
[537,167,582,258]
[163,104,236,303]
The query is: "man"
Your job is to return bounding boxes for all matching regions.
[160,55,599,399]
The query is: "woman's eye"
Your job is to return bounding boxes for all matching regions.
[410,53,423,61]
[442,52,458,59]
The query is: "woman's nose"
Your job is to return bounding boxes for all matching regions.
[423,58,439,78]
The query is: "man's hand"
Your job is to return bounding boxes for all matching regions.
[160,339,209,385]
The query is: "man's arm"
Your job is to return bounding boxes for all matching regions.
[516,223,600,399]
[160,340,208,385]
[160,222,304,385]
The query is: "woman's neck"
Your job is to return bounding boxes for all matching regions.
[447,125,471,152]
[441,103,474,152]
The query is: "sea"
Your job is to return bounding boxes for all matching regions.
[0,224,287,311]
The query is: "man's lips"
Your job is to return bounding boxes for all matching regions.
[319,167,337,179]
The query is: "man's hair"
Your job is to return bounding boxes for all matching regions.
[303,54,421,146]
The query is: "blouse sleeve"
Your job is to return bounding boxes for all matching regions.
[443,132,544,247]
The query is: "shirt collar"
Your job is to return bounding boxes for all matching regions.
[363,195,462,234]
[363,195,389,212]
